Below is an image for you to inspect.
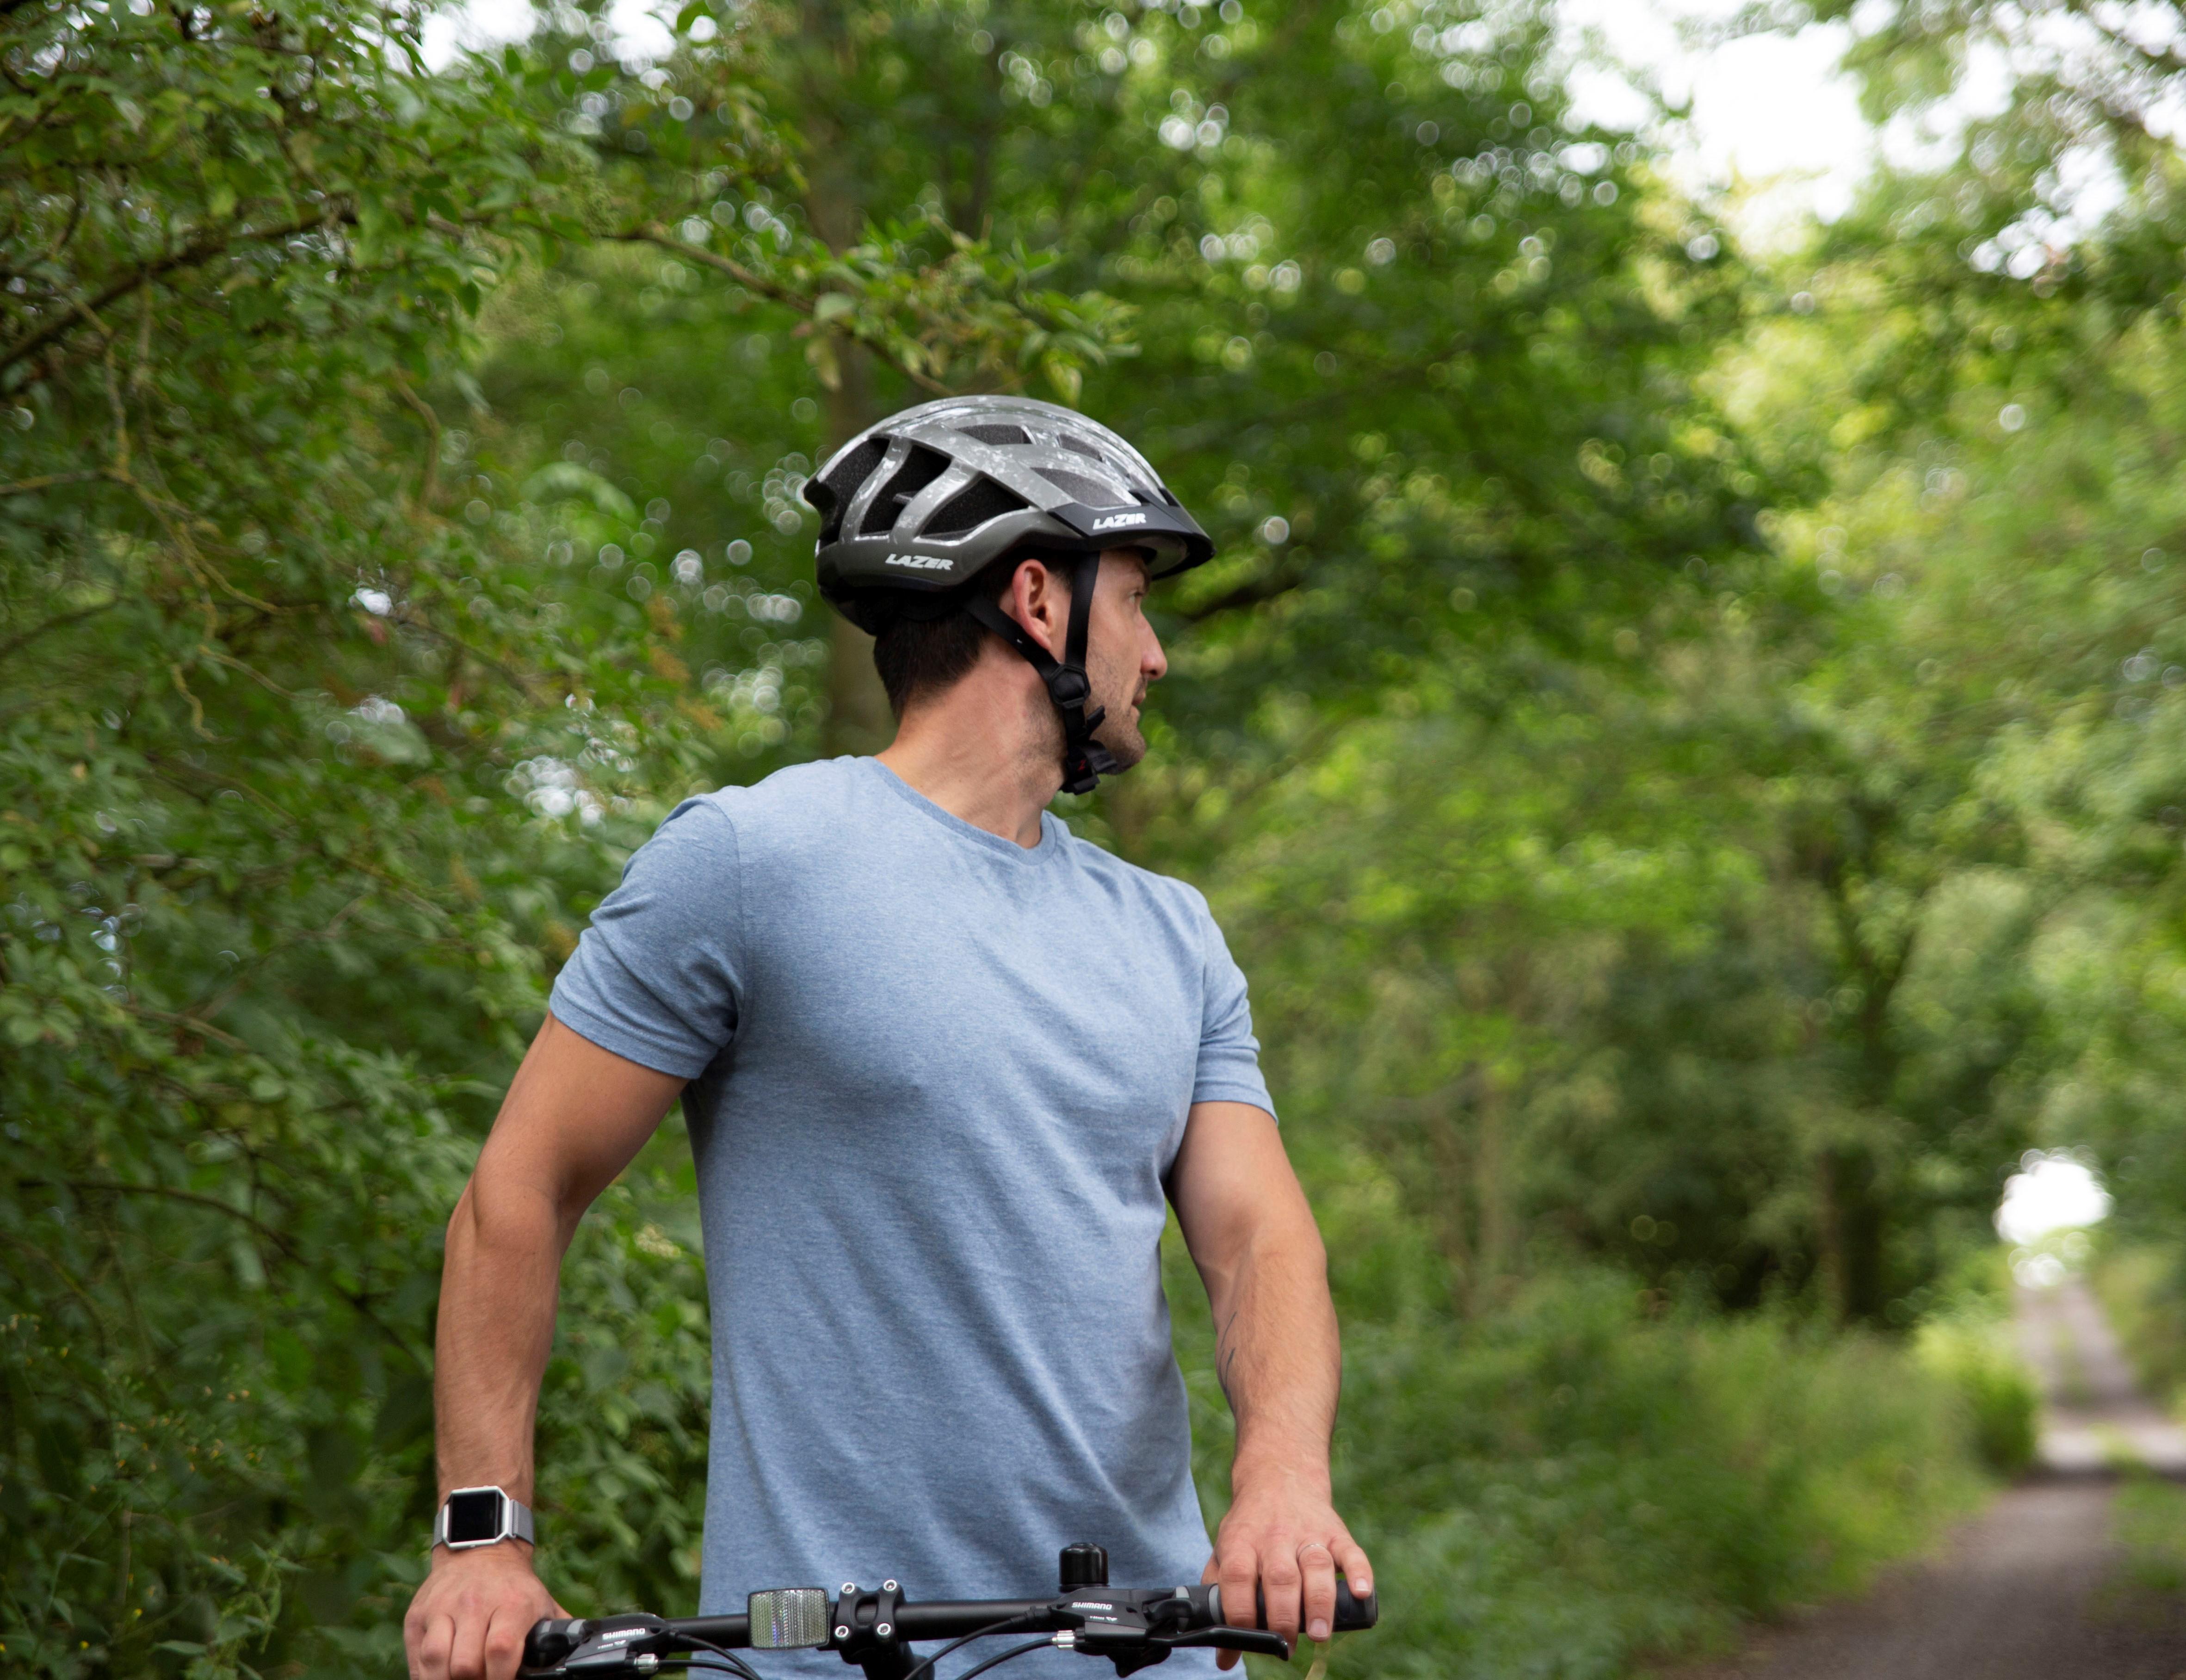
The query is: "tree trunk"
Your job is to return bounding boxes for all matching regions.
[797,0,893,758]
[1816,1143,1887,1324]
[819,349,893,756]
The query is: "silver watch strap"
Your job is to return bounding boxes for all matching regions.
[433,1485,536,1550]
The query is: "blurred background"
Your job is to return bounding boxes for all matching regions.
[11,0,2186,1673]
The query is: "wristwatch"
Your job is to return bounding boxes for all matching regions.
[433,1485,537,1551]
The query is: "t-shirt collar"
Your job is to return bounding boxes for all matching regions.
[861,757,1067,863]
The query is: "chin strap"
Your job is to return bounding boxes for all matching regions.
[964,550,1118,797]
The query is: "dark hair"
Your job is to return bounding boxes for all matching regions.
[871,550,1065,718]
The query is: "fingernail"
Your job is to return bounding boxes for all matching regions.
[1309,1620,1329,1642]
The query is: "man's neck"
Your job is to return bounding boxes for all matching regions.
[875,651,1062,849]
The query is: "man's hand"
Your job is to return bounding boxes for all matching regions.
[1204,1467,1373,1668]
[405,1544,564,1680]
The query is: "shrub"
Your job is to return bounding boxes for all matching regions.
[1914,1316,2040,1476]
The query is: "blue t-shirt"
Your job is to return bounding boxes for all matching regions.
[548,756,1273,1638]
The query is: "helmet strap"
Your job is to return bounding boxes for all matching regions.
[964,550,1119,797]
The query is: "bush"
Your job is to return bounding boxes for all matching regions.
[2093,1244,2186,1412]
[1173,1260,1993,1680]
[1914,1316,2040,1476]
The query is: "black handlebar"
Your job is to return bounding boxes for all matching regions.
[521,1571,1377,1678]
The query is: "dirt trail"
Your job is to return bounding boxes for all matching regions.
[1662,1279,2186,1680]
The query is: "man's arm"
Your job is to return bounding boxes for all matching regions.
[1167,1100,1371,1666]
[403,1014,687,1680]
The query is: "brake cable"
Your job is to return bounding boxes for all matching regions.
[948,1637,1058,1680]
[677,1631,767,1680]
[896,1614,1044,1680]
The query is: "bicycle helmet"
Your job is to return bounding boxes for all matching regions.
[801,395,1216,794]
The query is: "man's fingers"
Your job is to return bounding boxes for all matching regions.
[1298,1541,1337,1643]
[1259,1544,1303,1642]
[1335,1537,1374,1603]
[1217,1544,1261,1674]
[448,1606,490,1680]
[414,1613,455,1680]
[483,1603,530,1680]
[1218,1543,1260,1626]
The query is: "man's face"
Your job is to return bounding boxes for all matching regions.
[1084,549,1168,772]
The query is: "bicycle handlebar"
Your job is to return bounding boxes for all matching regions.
[521,1568,1377,1678]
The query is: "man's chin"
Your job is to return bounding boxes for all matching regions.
[1098,724,1149,774]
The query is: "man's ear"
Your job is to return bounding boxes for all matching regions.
[1005,557,1068,655]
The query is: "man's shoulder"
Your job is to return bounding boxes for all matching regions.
[1052,823,1214,922]
[674,756,873,838]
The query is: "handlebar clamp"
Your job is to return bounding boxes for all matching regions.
[832,1581,912,1680]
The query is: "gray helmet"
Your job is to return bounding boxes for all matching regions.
[800,395,1216,796]
[800,394,1214,634]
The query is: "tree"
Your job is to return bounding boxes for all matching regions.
[0,1,1118,1668]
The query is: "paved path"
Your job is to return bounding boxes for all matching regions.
[1661,1279,2186,1680]
[2020,1278,2186,1474]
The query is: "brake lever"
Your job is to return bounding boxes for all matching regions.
[1157,1627,1292,1661]
[521,1613,674,1676]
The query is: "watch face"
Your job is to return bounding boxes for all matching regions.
[445,1489,505,1544]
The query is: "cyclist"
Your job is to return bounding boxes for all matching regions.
[403,397,1371,1680]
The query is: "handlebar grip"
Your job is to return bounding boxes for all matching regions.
[1219,1577,1379,1634]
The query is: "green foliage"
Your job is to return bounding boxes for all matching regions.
[1168,1233,1985,1679]
[2092,1244,2186,1414]
[1914,1318,2039,1477]
[16,0,2180,1677]
[2104,1475,2186,1607]
[0,0,1122,1671]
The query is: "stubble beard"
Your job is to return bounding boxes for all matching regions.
[1091,667,1151,774]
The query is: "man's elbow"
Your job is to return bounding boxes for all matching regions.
[445,1166,564,1264]
[1237,1199,1327,1279]
[1291,1217,1329,1280]
[445,1176,485,1261]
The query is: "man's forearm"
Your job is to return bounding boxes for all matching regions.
[1170,1102,1368,1660]
[433,1174,568,1501]
[407,1018,682,1680]
[1208,1217,1340,1489]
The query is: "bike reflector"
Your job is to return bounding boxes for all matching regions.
[747,1588,831,1649]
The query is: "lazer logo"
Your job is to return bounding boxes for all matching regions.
[883,553,954,571]
[1089,513,1146,531]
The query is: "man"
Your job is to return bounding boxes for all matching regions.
[403,396,1371,1680]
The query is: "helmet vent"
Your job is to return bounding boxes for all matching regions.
[859,444,951,535]
[923,477,1030,538]
[956,424,1031,446]
[812,436,888,543]
[1057,434,1107,461]
[1036,466,1126,507]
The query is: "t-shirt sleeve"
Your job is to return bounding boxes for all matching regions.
[548,797,745,1080]
[1192,898,1277,1120]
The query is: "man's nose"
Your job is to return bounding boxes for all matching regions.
[1143,626,1168,683]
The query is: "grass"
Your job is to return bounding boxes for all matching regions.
[2095,1475,2186,1626]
